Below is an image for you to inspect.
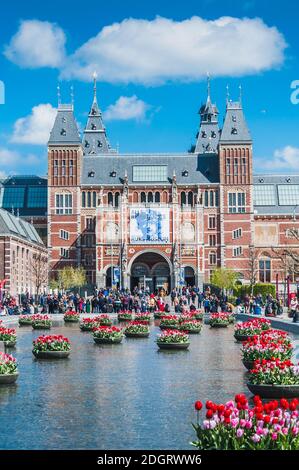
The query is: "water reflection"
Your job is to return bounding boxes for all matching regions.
[0,322,296,450]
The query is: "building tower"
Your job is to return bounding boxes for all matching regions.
[82,72,115,155]
[218,87,254,278]
[194,76,220,154]
[48,92,83,278]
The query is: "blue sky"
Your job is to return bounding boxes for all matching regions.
[0,0,298,176]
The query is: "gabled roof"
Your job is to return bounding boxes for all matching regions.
[220,100,251,143]
[81,153,219,186]
[48,104,81,145]
[0,208,44,245]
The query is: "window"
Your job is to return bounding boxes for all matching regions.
[148,192,153,203]
[209,234,216,246]
[278,185,299,205]
[141,192,146,203]
[2,187,25,209]
[69,160,73,177]
[108,192,113,206]
[208,216,216,230]
[27,187,47,208]
[254,185,276,206]
[242,158,246,175]
[233,228,242,239]
[233,246,243,257]
[132,165,168,182]
[60,229,69,240]
[62,160,66,176]
[181,192,186,206]
[93,191,97,208]
[54,160,58,176]
[60,248,69,258]
[155,192,160,203]
[82,192,86,208]
[188,191,193,206]
[234,158,238,175]
[86,217,95,231]
[228,192,245,213]
[55,193,72,215]
[209,251,217,265]
[226,158,230,175]
[87,192,92,208]
[259,259,271,282]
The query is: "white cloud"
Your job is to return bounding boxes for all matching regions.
[61,16,287,84]
[0,148,40,172]
[4,19,66,68]
[255,146,299,171]
[104,95,150,121]
[10,103,57,145]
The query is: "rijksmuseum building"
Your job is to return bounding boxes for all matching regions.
[2,78,299,293]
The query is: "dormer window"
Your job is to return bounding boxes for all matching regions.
[62,117,66,123]
[232,115,237,122]
[182,170,189,177]
[91,123,96,130]
[98,141,103,148]
[85,140,90,148]
[201,131,207,138]
[110,170,117,178]
[88,170,95,178]
[61,128,66,136]
[91,108,96,116]
[231,127,238,135]
[211,131,216,138]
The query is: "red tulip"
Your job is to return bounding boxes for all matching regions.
[194,401,203,411]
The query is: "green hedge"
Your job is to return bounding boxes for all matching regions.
[233,283,276,300]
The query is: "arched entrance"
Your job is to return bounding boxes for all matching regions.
[130,252,171,293]
[184,266,195,287]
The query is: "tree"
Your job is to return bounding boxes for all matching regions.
[55,266,87,292]
[246,246,260,295]
[210,268,238,294]
[30,253,48,297]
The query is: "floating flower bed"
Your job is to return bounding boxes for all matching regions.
[0,352,18,384]
[159,315,180,330]
[247,359,299,397]
[31,314,52,330]
[79,317,101,331]
[182,310,203,321]
[234,318,271,341]
[64,311,80,322]
[124,321,150,338]
[209,313,230,328]
[18,315,33,326]
[134,313,151,324]
[241,330,293,371]
[96,314,112,326]
[118,311,133,321]
[192,394,299,450]
[0,327,17,347]
[156,329,190,350]
[179,320,202,334]
[32,335,71,359]
[93,326,123,344]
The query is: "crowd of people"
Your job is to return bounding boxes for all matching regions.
[0,286,298,323]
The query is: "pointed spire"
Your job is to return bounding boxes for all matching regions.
[239,84,242,106]
[93,71,98,102]
[194,76,220,154]
[226,84,230,105]
[207,72,211,103]
[70,85,74,108]
[57,84,61,106]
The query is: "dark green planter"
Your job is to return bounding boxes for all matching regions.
[242,359,255,371]
[4,340,16,348]
[234,333,255,342]
[118,316,132,322]
[18,320,32,326]
[64,317,79,323]
[0,372,19,384]
[247,382,299,398]
[93,336,123,344]
[124,331,150,338]
[32,324,52,330]
[157,342,190,350]
[159,324,179,330]
[210,323,229,328]
[182,328,202,334]
[80,325,96,331]
[33,350,70,359]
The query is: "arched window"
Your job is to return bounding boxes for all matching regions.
[181,192,186,206]
[209,251,217,265]
[92,191,97,207]
[148,192,153,203]
[188,191,193,206]
[141,192,146,203]
[115,192,120,208]
[108,192,113,206]
[87,191,91,208]
[204,190,209,207]
[82,192,86,208]
[155,192,160,203]
[210,191,214,207]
